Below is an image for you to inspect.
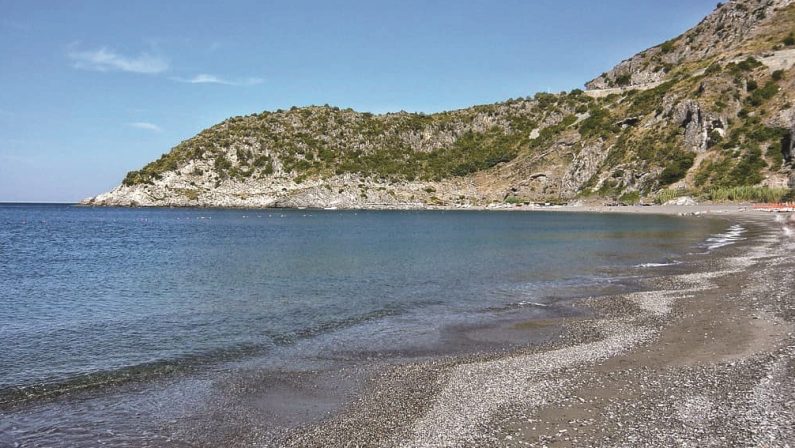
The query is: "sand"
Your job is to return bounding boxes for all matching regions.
[272,207,795,447]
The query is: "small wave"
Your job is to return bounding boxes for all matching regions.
[0,343,267,408]
[703,224,745,250]
[516,301,549,307]
[635,261,681,268]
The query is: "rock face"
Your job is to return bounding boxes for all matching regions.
[85,0,795,208]
[586,0,792,90]
[673,100,727,152]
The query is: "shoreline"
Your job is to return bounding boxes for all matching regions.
[2,208,792,446]
[73,201,775,217]
[274,213,794,447]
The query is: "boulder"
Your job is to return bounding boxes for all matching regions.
[665,196,697,206]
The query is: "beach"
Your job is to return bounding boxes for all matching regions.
[274,207,794,447]
[1,205,792,447]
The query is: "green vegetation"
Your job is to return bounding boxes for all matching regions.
[694,148,767,188]
[504,196,526,204]
[766,144,784,171]
[659,151,696,186]
[115,6,793,207]
[706,186,789,203]
[654,188,691,204]
[728,57,763,73]
[176,188,200,201]
[626,80,675,116]
[615,74,632,86]
[578,107,617,139]
[746,81,779,106]
[123,152,180,186]
[618,191,641,204]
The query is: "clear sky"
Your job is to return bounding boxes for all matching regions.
[0,0,718,202]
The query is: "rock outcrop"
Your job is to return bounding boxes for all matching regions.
[586,0,792,90]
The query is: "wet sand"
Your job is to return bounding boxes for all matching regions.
[273,208,794,447]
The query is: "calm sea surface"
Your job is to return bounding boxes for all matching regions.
[0,204,728,446]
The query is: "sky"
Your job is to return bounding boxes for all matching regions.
[0,0,718,202]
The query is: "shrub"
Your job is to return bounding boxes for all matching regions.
[784,33,795,46]
[615,74,632,86]
[766,144,784,170]
[746,81,779,106]
[730,146,766,185]
[659,151,696,185]
[578,108,617,138]
[705,63,722,75]
[214,155,232,172]
[731,57,762,73]
[618,191,641,204]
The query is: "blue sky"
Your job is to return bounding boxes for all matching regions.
[0,0,717,202]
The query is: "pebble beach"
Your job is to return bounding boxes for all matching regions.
[274,208,795,447]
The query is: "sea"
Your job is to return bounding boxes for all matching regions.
[0,204,735,446]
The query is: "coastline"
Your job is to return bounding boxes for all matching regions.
[273,212,794,447]
[2,206,792,447]
[74,201,764,218]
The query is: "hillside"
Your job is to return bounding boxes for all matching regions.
[84,0,795,208]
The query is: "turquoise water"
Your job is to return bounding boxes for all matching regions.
[0,204,725,445]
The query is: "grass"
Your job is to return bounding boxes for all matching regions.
[504,196,526,204]
[654,188,691,204]
[706,186,790,203]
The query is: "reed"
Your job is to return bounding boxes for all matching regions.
[706,186,790,203]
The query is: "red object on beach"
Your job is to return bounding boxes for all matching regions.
[752,202,795,211]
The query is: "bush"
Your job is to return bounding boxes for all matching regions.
[659,151,696,185]
[746,81,779,106]
[619,191,641,204]
[784,33,795,46]
[766,144,784,170]
[730,146,766,185]
[730,57,763,73]
[615,74,632,86]
[578,108,617,138]
[705,63,722,75]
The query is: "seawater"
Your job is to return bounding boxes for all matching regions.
[0,204,727,446]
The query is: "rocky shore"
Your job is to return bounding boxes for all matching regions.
[258,211,794,447]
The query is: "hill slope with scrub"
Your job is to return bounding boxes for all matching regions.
[85,0,795,208]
